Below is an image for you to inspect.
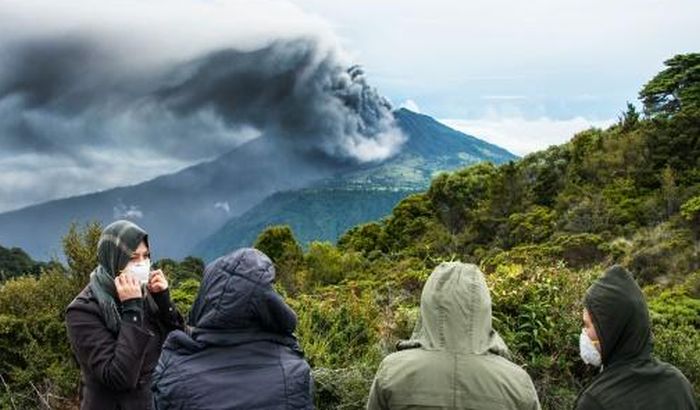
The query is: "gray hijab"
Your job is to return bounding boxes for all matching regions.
[88,220,149,333]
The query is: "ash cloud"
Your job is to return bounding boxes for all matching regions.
[0,0,405,212]
[157,40,404,161]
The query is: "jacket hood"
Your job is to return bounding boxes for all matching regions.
[584,265,652,367]
[402,262,509,356]
[187,248,298,344]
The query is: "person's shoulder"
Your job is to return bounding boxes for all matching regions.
[65,285,99,317]
[654,358,695,391]
[575,389,606,410]
[373,346,426,378]
[381,345,427,366]
[65,285,103,327]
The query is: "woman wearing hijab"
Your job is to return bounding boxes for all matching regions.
[66,220,184,410]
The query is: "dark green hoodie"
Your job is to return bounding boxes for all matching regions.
[575,265,697,410]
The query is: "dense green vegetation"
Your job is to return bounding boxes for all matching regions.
[1,53,699,409]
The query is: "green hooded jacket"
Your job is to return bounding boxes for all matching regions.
[575,265,697,410]
[367,262,541,410]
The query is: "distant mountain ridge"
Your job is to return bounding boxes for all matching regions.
[0,109,517,260]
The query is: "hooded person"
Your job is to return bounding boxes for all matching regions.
[367,262,541,410]
[152,247,314,410]
[575,265,696,410]
[66,220,184,410]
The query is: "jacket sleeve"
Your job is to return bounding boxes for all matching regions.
[152,289,185,332]
[66,304,154,391]
[366,363,388,410]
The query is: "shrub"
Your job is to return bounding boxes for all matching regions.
[254,225,304,293]
[624,224,697,284]
[304,242,367,288]
[487,262,600,407]
[0,269,81,409]
[170,278,201,317]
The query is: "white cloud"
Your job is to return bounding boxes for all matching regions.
[290,0,700,119]
[399,99,421,113]
[440,116,615,156]
[214,201,231,214]
[0,150,192,213]
[481,95,527,101]
[0,0,341,67]
[113,203,144,220]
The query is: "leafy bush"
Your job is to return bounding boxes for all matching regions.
[506,206,557,246]
[653,324,700,399]
[303,242,367,288]
[0,246,42,282]
[624,224,697,284]
[487,262,600,406]
[0,269,81,409]
[254,225,305,293]
[647,283,700,399]
[170,278,201,317]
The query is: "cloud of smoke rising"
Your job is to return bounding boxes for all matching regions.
[0,0,405,212]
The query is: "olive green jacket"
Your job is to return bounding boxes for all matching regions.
[367,262,541,410]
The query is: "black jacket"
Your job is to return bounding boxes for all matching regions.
[574,265,696,409]
[152,248,314,410]
[66,286,184,410]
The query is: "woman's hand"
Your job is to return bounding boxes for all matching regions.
[115,274,142,301]
[147,269,169,294]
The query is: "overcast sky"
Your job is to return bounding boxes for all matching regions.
[291,0,699,153]
[0,0,698,212]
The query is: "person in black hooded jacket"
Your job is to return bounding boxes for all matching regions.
[152,247,314,410]
[575,265,696,410]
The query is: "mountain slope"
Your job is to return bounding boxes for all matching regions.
[0,109,516,260]
[193,188,416,260]
[193,109,518,260]
[327,108,517,189]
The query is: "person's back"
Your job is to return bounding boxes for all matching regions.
[152,248,313,410]
[574,266,696,410]
[367,262,540,410]
[577,358,695,409]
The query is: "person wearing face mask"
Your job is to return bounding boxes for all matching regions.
[575,265,696,410]
[66,220,184,410]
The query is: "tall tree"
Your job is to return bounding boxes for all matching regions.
[639,53,700,117]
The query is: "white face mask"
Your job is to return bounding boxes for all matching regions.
[124,259,151,284]
[579,329,602,367]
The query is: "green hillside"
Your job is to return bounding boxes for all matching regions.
[193,188,418,261]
